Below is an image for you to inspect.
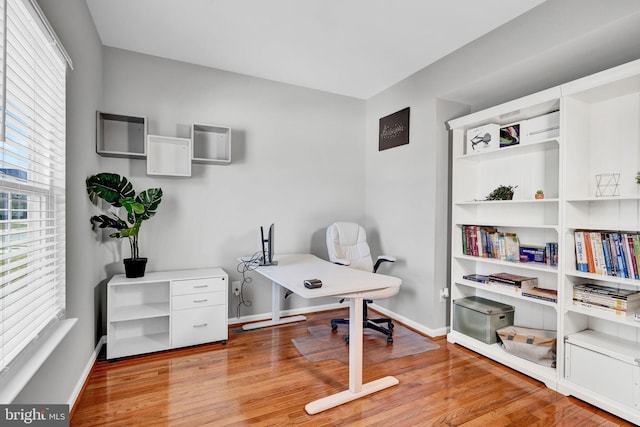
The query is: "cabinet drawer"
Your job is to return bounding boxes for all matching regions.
[171,306,227,348]
[172,291,224,310]
[172,277,226,295]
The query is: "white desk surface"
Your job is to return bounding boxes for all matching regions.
[254,254,401,298]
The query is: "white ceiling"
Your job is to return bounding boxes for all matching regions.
[85,0,546,99]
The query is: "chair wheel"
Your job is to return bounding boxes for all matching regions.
[331,324,338,331]
[387,337,393,344]
[389,323,395,329]
[344,336,349,344]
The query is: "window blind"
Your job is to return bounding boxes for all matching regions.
[0,0,67,374]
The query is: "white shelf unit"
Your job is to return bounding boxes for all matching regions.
[557,59,640,425]
[447,58,640,424]
[191,123,231,164]
[96,111,147,158]
[447,87,562,390]
[107,268,228,359]
[146,135,193,176]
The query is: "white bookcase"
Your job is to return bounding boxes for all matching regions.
[447,58,640,424]
[107,268,228,359]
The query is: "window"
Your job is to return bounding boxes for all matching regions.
[0,0,70,378]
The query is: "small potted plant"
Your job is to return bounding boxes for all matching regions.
[486,185,518,201]
[86,172,163,278]
[535,189,544,199]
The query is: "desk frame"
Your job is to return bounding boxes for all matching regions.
[244,254,400,414]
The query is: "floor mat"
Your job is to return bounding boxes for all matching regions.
[292,322,439,365]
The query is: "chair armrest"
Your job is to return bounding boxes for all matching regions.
[374,255,396,273]
[332,258,351,266]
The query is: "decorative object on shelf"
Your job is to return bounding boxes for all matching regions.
[485,185,517,201]
[535,189,544,199]
[86,172,163,278]
[466,123,499,153]
[499,123,520,147]
[379,107,410,151]
[595,173,620,197]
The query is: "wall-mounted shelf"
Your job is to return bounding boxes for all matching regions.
[191,123,231,164]
[146,135,192,177]
[96,111,147,158]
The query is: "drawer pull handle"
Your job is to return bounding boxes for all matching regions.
[193,323,208,328]
[193,299,208,303]
[194,285,208,289]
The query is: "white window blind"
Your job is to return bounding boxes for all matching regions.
[0,0,67,374]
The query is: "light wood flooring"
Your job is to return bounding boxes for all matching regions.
[71,309,632,426]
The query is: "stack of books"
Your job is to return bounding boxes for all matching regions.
[521,287,558,303]
[574,231,640,280]
[462,272,557,303]
[573,283,640,315]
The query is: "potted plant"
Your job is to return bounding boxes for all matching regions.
[535,189,544,199]
[485,185,518,201]
[86,172,163,278]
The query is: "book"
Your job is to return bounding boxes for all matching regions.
[574,231,588,272]
[522,287,557,303]
[505,233,520,262]
[462,274,490,283]
[488,272,538,289]
[583,231,594,273]
[589,232,605,275]
[625,234,639,279]
[572,300,626,316]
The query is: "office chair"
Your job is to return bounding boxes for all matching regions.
[326,222,398,344]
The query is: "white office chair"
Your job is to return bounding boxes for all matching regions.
[326,222,398,344]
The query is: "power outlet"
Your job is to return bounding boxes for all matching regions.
[439,287,449,303]
[232,281,241,296]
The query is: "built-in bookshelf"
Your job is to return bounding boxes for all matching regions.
[448,58,640,425]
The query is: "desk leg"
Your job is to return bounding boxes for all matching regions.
[242,281,307,331]
[304,297,399,414]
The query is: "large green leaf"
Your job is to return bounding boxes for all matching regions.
[135,188,163,221]
[86,173,135,207]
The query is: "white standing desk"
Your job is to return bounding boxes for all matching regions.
[244,253,402,414]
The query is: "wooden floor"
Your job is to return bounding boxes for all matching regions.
[72,309,632,426]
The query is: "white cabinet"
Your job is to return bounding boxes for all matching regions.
[447,58,640,425]
[107,268,228,359]
[447,88,562,390]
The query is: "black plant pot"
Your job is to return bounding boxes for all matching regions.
[123,257,148,278]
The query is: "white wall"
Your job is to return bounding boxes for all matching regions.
[99,47,366,318]
[14,0,103,404]
[365,0,640,333]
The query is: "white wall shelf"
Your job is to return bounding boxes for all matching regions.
[191,123,231,164]
[146,135,192,176]
[96,111,147,158]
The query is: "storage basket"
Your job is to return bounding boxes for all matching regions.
[497,325,557,367]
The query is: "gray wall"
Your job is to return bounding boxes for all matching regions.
[365,0,640,333]
[14,0,103,404]
[99,47,366,318]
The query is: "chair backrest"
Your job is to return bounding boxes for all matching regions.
[326,222,374,272]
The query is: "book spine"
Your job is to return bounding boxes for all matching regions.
[627,234,639,279]
[590,232,605,275]
[461,225,467,255]
[574,231,588,272]
[572,300,626,315]
[522,292,557,303]
[634,234,640,279]
[584,231,595,273]
[605,233,619,277]
[613,233,628,278]
[601,233,613,276]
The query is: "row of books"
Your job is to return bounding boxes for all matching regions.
[572,283,640,315]
[462,272,557,303]
[574,231,640,279]
[461,225,558,266]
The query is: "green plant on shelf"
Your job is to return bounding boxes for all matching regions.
[485,185,518,201]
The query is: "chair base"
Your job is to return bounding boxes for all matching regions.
[331,301,394,344]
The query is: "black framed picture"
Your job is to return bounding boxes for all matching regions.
[379,107,410,151]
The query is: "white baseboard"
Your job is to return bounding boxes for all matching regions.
[68,335,105,409]
[369,303,449,338]
[228,302,342,326]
